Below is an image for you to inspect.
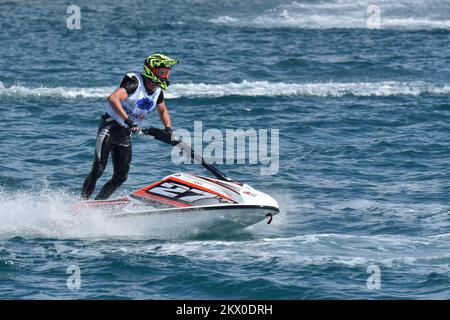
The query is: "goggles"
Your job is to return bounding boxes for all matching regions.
[152,67,171,79]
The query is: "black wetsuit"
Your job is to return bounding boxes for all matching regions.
[81,74,164,200]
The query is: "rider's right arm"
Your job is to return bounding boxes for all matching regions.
[107,87,129,121]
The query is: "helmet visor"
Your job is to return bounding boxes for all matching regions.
[153,67,171,79]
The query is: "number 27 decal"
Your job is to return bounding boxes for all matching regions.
[149,182,217,203]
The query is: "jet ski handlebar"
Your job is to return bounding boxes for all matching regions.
[142,127,233,182]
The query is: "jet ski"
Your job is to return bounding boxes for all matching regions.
[77,128,279,229]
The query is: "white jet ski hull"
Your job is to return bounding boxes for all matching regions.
[77,172,279,231]
[112,204,278,227]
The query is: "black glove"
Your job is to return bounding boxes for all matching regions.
[125,118,142,134]
[164,127,173,135]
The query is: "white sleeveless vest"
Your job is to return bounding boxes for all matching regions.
[105,72,161,127]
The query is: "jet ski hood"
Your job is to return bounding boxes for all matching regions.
[129,172,279,211]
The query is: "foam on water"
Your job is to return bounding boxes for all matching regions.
[0,82,112,99]
[170,81,450,98]
[0,185,130,240]
[2,81,450,100]
[0,184,283,241]
[210,0,450,30]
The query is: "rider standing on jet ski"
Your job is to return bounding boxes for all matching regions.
[81,54,178,200]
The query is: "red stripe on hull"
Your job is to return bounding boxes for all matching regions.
[131,189,192,208]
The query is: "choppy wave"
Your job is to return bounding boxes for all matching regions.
[209,0,450,30]
[97,233,450,270]
[2,81,450,100]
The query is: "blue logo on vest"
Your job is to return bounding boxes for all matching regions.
[137,98,154,111]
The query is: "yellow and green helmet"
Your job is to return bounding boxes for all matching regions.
[143,53,179,90]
